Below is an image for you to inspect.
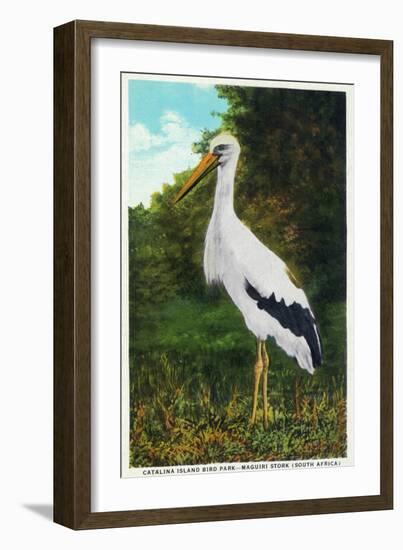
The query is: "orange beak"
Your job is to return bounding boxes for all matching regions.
[173,152,219,204]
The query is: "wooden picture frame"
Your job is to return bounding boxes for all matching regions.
[54,19,393,529]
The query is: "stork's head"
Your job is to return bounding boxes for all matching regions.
[209,133,241,165]
[173,133,240,204]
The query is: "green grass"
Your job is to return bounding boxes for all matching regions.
[129,297,347,467]
[129,351,347,468]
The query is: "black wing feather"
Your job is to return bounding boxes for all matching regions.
[245,279,322,368]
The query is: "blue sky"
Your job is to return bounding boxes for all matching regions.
[127,79,228,206]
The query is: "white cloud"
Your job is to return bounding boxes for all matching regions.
[128,110,201,206]
[161,110,182,124]
[129,110,198,153]
[193,82,214,90]
[129,122,165,152]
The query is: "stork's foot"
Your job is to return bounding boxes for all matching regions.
[249,413,260,428]
[250,359,263,426]
[250,339,271,430]
[262,343,270,430]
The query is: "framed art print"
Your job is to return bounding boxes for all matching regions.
[54,20,393,529]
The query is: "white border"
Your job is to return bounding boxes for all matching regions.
[92,38,380,513]
[120,72,355,478]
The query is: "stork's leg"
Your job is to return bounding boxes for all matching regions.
[250,339,263,426]
[262,342,270,430]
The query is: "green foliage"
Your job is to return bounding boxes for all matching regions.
[128,84,348,467]
[215,85,346,302]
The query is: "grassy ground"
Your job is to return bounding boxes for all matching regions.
[129,298,347,468]
[129,355,347,468]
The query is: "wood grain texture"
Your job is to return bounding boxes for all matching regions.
[73,19,391,54]
[54,20,91,528]
[54,21,76,528]
[380,40,393,506]
[53,19,393,530]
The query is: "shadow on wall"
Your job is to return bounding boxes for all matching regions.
[23,504,53,522]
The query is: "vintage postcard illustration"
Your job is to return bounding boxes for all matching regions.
[121,73,353,477]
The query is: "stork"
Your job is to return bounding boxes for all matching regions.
[174,133,322,429]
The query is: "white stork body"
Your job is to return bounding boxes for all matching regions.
[174,132,322,426]
[203,135,321,375]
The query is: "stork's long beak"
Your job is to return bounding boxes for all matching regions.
[173,152,219,204]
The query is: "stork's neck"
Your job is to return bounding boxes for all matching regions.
[211,155,239,221]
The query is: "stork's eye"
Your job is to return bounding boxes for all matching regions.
[214,144,231,154]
